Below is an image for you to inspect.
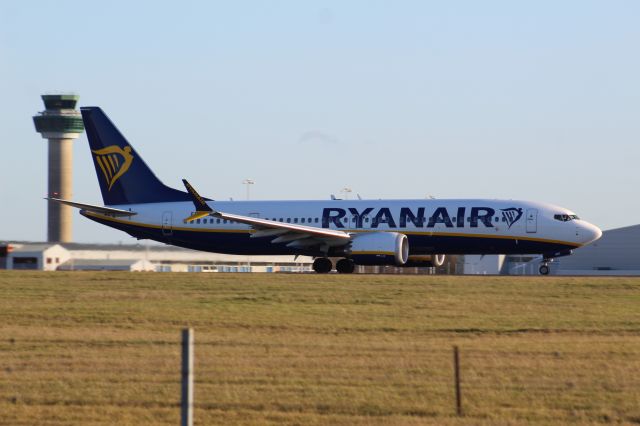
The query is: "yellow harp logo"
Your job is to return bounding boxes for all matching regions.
[92,145,134,190]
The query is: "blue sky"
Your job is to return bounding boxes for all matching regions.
[1,1,638,243]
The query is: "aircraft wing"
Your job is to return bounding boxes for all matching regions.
[212,210,351,250]
[182,180,351,249]
[46,198,137,217]
[216,211,350,239]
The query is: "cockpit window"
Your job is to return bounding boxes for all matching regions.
[554,214,580,222]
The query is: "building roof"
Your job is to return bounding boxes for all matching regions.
[4,243,63,253]
[59,259,144,267]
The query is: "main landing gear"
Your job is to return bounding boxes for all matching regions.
[312,257,332,274]
[312,258,355,274]
[336,258,355,274]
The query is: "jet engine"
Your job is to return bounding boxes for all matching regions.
[348,232,409,266]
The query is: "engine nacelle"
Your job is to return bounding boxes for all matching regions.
[348,232,409,266]
[403,254,446,268]
[432,254,446,267]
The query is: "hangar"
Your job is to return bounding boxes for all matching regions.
[461,224,640,275]
[553,224,640,275]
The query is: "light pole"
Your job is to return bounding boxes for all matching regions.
[340,187,352,200]
[242,179,255,200]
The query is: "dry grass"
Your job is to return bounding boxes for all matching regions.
[1,272,639,425]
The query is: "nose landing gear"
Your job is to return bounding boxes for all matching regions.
[538,259,553,275]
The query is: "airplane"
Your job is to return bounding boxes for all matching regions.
[47,107,602,275]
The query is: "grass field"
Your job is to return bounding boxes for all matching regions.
[1,272,639,425]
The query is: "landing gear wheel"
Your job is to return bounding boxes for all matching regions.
[312,257,333,274]
[336,258,355,274]
[539,264,550,275]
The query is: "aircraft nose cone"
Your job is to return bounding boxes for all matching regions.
[579,222,602,245]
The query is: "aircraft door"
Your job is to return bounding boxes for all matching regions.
[162,211,173,236]
[526,209,538,233]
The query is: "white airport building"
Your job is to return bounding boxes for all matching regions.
[0,242,312,273]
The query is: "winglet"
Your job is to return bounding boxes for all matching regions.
[182,179,215,222]
[182,179,213,211]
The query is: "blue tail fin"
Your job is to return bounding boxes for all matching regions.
[81,107,191,205]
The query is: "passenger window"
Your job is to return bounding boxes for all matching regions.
[279,218,283,222]
[223,220,227,224]
[196,219,201,224]
[287,218,291,223]
[308,218,312,223]
[315,218,319,223]
[301,218,305,223]
[294,218,299,223]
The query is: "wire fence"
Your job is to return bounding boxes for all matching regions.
[3,331,639,424]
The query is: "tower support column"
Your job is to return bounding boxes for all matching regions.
[47,138,74,242]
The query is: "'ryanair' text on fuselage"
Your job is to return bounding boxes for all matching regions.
[321,207,524,229]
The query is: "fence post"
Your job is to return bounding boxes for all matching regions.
[453,345,462,416]
[182,328,194,426]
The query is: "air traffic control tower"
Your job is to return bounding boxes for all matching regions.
[33,94,85,242]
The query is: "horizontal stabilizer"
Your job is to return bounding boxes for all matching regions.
[45,198,137,217]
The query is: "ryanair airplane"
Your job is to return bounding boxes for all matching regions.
[48,107,602,275]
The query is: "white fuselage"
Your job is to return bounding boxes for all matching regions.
[83,198,602,257]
